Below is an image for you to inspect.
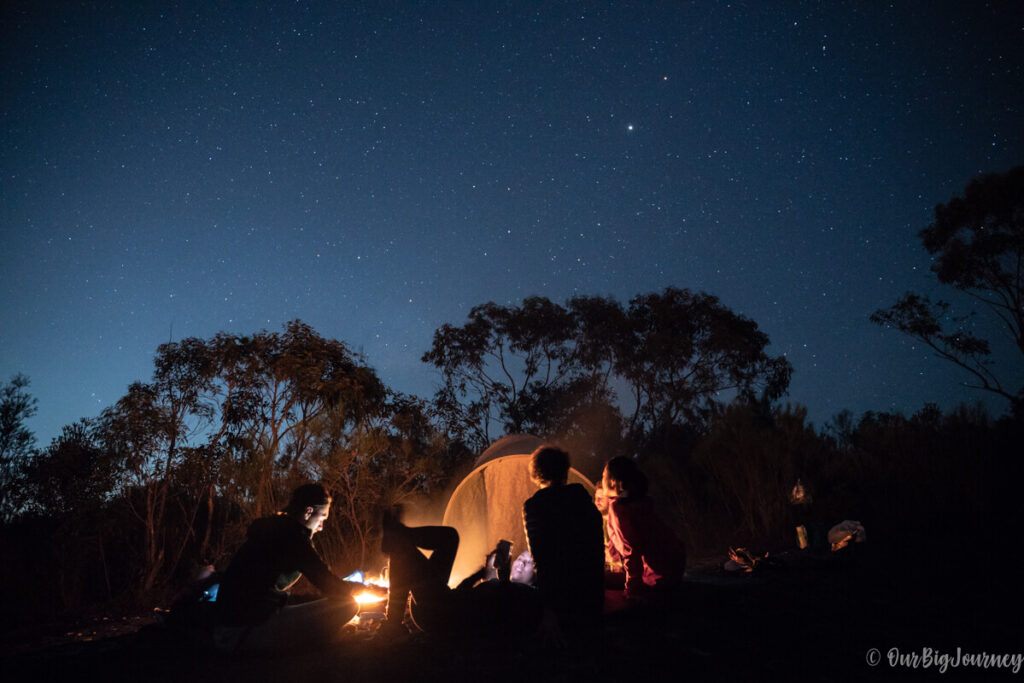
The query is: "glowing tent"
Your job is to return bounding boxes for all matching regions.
[441,434,597,583]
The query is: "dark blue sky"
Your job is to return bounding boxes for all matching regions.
[3,1,1022,445]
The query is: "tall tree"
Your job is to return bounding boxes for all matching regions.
[615,288,792,447]
[872,166,1024,415]
[25,419,118,517]
[423,298,577,450]
[0,374,38,521]
[97,336,217,593]
[22,420,122,606]
[210,320,388,516]
[90,320,395,594]
[313,393,455,568]
[424,289,792,453]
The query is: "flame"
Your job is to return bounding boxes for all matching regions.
[354,590,385,605]
[345,570,389,626]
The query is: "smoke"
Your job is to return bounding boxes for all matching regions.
[547,402,628,481]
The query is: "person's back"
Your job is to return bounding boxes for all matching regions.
[522,447,604,630]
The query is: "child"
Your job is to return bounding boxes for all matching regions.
[602,457,686,598]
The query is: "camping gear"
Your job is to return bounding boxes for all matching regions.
[724,547,769,572]
[827,520,866,551]
[796,524,809,549]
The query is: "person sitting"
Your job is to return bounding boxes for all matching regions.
[522,445,605,637]
[381,513,541,640]
[601,456,686,599]
[214,483,379,653]
[509,550,535,585]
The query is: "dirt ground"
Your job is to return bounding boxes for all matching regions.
[3,546,1020,682]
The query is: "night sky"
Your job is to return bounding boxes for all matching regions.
[3,1,1022,446]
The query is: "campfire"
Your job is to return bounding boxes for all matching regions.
[344,570,389,628]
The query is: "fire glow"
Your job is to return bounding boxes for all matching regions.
[344,570,389,624]
[354,589,385,606]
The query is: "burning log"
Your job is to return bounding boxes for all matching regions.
[343,570,390,628]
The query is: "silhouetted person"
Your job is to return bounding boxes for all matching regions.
[789,477,827,551]
[214,483,376,653]
[381,512,541,640]
[522,445,605,640]
[601,456,686,599]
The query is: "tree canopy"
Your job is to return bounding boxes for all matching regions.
[8,321,459,598]
[4,301,1023,624]
[0,374,38,521]
[872,166,1024,415]
[423,287,792,454]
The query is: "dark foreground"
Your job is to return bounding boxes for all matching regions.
[4,548,1021,682]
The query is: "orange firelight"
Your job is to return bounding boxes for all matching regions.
[345,570,389,626]
[354,590,385,606]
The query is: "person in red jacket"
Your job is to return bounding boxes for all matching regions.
[602,456,686,599]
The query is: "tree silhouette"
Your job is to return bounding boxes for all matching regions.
[422,297,578,449]
[872,166,1024,415]
[614,288,793,448]
[0,321,476,608]
[0,374,38,521]
[71,321,400,595]
[205,320,388,517]
[23,420,123,606]
[97,350,216,593]
[423,288,792,452]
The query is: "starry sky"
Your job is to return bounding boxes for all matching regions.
[2,1,1022,446]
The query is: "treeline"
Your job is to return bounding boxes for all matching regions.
[645,401,1023,559]
[423,288,792,462]
[1,321,467,623]
[1,289,1021,627]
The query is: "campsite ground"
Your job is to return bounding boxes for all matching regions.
[3,545,1020,682]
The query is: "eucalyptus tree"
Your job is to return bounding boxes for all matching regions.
[209,320,388,517]
[0,374,37,521]
[614,288,793,448]
[96,336,218,592]
[423,288,792,454]
[873,166,1024,416]
[23,419,123,606]
[312,393,455,567]
[93,320,392,592]
[423,297,578,451]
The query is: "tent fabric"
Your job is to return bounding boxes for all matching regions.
[441,435,596,584]
[473,434,547,468]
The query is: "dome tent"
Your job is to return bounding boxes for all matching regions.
[441,434,597,584]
